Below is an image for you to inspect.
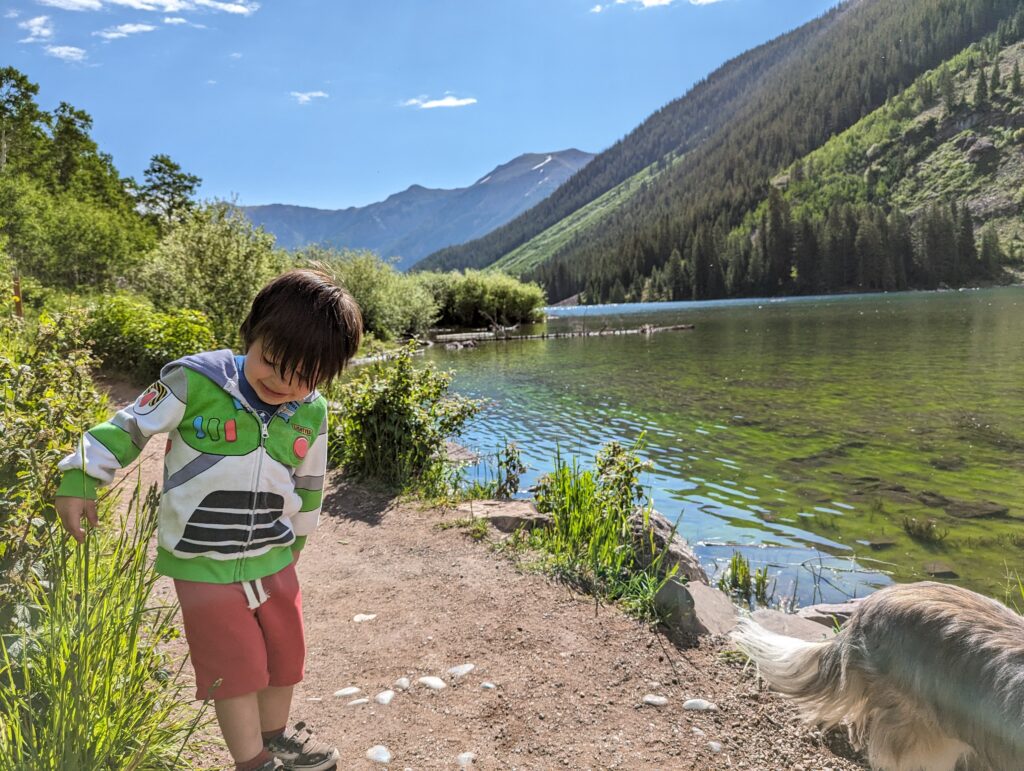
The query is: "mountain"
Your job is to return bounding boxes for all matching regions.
[415,0,1023,304]
[240,149,593,271]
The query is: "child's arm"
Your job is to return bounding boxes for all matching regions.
[55,367,189,540]
[290,410,329,556]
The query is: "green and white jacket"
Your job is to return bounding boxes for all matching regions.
[57,349,329,584]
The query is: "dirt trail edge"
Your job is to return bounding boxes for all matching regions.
[100,387,864,770]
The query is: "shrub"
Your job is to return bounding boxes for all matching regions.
[327,344,480,489]
[415,269,547,328]
[85,294,217,382]
[140,202,286,346]
[0,309,107,625]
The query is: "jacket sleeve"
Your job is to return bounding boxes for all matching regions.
[56,367,189,500]
[289,406,329,549]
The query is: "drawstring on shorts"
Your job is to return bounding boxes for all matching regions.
[242,577,270,609]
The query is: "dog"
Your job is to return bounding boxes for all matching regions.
[731,581,1024,771]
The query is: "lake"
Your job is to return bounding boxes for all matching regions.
[425,287,1024,607]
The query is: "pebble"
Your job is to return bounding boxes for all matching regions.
[642,694,668,707]
[347,698,370,707]
[353,613,377,623]
[456,751,477,767]
[683,698,718,711]
[417,676,447,690]
[375,690,395,705]
[480,682,496,690]
[708,741,723,754]
[691,727,705,737]
[393,677,411,691]
[447,663,476,679]
[333,687,361,698]
[366,745,392,764]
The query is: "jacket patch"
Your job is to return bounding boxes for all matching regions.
[135,381,169,415]
[175,490,292,556]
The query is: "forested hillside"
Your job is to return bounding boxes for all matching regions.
[419,0,1024,303]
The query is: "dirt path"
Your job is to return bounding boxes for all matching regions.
[101,383,864,771]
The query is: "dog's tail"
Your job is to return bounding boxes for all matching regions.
[731,619,864,730]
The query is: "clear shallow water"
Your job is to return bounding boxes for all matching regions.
[425,288,1024,606]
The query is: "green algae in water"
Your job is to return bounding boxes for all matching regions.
[431,288,1024,604]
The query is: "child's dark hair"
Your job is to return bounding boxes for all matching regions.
[240,266,363,387]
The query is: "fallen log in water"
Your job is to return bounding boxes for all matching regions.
[435,323,694,347]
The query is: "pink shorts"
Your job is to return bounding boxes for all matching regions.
[174,563,305,701]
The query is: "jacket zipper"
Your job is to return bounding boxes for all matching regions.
[237,415,271,581]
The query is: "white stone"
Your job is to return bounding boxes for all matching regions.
[708,741,723,754]
[366,745,392,764]
[480,681,496,690]
[333,686,361,698]
[456,751,477,767]
[417,676,447,690]
[642,694,668,707]
[347,698,370,706]
[447,663,476,679]
[683,698,718,711]
[375,689,395,705]
[393,677,411,691]
[691,727,705,737]
[353,613,377,623]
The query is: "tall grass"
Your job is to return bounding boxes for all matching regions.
[0,485,204,770]
[532,438,678,621]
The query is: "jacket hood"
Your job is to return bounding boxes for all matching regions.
[161,349,321,407]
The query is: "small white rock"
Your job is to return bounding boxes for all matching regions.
[375,689,395,705]
[366,745,392,764]
[708,741,723,754]
[417,676,447,690]
[353,613,377,623]
[642,694,668,707]
[456,751,477,767]
[333,686,361,698]
[480,682,496,690]
[306,697,322,702]
[691,727,705,737]
[447,663,475,679]
[347,698,370,706]
[683,698,718,711]
[393,677,411,691]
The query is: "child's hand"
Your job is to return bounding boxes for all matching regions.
[55,496,99,544]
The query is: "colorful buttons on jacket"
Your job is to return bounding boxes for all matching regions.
[193,415,205,439]
[225,419,237,443]
[293,436,309,459]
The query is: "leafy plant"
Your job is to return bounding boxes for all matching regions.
[902,515,949,543]
[717,551,773,608]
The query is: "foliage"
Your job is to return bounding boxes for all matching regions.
[134,153,201,233]
[454,440,528,502]
[0,309,107,625]
[414,269,546,328]
[717,551,773,608]
[531,438,677,620]
[0,488,204,770]
[902,516,950,543]
[327,344,481,490]
[139,202,285,346]
[302,247,437,341]
[85,294,217,382]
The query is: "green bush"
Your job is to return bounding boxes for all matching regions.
[301,247,437,341]
[0,489,204,770]
[0,309,107,624]
[139,202,286,346]
[327,344,480,489]
[414,269,547,328]
[85,294,217,382]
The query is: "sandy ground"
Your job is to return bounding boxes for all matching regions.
[99,378,866,771]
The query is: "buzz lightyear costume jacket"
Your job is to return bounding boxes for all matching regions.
[57,349,328,585]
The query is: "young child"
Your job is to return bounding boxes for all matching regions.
[55,267,363,771]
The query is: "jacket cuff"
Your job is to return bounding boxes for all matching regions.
[56,469,100,500]
[291,535,307,553]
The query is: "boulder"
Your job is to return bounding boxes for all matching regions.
[454,500,551,533]
[796,599,864,628]
[655,579,738,645]
[751,609,836,642]
[629,509,708,584]
[944,500,1009,519]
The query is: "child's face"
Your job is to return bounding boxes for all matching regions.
[244,338,315,404]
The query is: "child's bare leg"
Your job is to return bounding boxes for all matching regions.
[214,692,264,762]
[257,684,294,732]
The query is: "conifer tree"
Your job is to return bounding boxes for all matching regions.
[939,66,958,114]
[975,68,989,106]
[980,226,1003,277]
[1012,61,1022,95]
[989,58,1001,94]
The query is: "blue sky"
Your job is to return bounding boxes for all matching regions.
[4,0,841,209]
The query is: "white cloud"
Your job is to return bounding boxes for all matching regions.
[18,15,54,42]
[229,51,242,58]
[5,9,20,18]
[94,21,156,39]
[164,15,186,22]
[37,0,102,10]
[590,4,603,12]
[194,0,258,15]
[106,0,192,9]
[290,90,327,105]
[403,94,477,109]
[688,0,726,4]
[45,44,86,60]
